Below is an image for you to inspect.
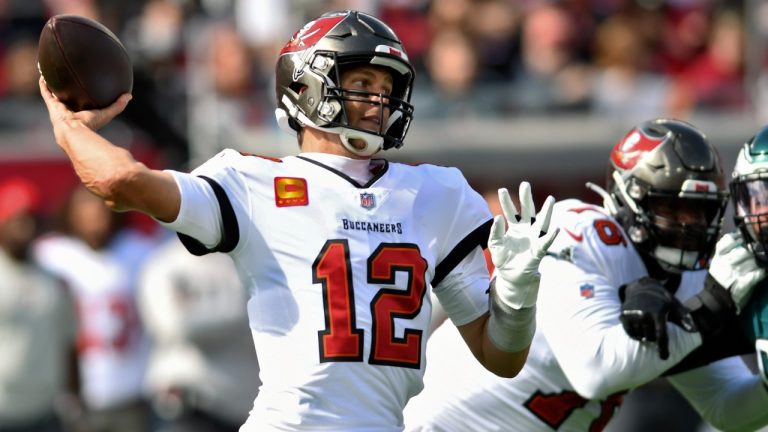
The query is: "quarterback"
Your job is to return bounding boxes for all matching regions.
[39,10,557,431]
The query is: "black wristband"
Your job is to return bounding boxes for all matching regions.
[683,275,736,340]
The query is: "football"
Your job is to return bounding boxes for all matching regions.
[38,14,133,111]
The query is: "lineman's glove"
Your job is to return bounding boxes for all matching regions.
[488,182,559,310]
[619,277,695,360]
[708,231,766,313]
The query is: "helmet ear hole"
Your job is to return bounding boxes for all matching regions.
[290,83,307,94]
[628,225,647,244]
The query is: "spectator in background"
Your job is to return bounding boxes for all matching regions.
[0,177,80,432]
[379,0,432,71]
[505,2,592,113]
[120,0,190,169]
[34,185,158,432]
[668,8,747,117]
[138,236,260,432]
[187,21,264,163]
[0,36,51,133]
[413,28,489,119]
[590,12,672,123]
[654,4,713,76]
[426,0,470,30]
[464,0,521,82]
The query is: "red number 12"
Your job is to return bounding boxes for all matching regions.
[313,240,428,369]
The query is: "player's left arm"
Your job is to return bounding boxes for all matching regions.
[461,183,558,377]
[668,356,768,432]
[432,245,528,376]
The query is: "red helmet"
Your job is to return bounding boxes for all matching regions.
[275,10,415,157]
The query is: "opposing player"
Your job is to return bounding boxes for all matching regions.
[732,126,768,382]
[39,10,557,430]
[405,119,768,431]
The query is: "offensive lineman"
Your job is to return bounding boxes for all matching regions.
[39,10,557,431]
[405,119,768,432]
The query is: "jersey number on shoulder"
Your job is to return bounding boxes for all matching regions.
[594,219,626,247]
[313,239,428,369]
[524,389,624,432]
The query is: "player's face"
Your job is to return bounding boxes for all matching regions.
[736,180,768,237]
[649,196,716,250]
[340,65,393,150]
[651,196,710,226]
[0,212,38,260]
[68,186,115,250]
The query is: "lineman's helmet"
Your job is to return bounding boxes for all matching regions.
[607,118,728,272]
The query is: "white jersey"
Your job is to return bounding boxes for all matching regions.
[161,150,492,431]
[405,198,768,431]
[34,231,155,410]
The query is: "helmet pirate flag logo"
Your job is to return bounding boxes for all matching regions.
[279,14,346,55]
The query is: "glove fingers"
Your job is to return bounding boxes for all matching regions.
[640,316,657,342]
[534,228,560,259]
[498,188,519,225]
[488,215,507,268]
[715,232,741,255]
[728,247,756,267]
[620,312,645,340]
[534,195,556,235]
[518,181,535,224]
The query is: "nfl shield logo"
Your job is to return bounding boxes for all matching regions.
[579,283,595,299]
[360,193,376,209]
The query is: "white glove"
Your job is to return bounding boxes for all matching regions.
[488,182,559,310]
[709,231,766,313]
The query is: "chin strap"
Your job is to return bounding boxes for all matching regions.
[338,128,383,157]
[276,102,386,157]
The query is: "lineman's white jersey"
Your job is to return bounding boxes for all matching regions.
[405,198,766,431]
[161,150,492,431]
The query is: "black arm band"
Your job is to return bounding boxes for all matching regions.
[683,275,735,340]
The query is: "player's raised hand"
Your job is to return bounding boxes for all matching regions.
[709,231,766,313]
[488,182,559,310]
[39,76,131,136]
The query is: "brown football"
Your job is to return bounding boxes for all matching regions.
[38,14,133,111]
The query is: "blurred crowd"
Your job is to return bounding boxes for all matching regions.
[0,0,762,168]
[0,0,763,431]
[0,176,260,432]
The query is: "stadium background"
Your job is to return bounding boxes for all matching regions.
[0,0,766,431]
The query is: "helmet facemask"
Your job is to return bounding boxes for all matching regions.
[732,178,768,264]
[612,174,727,272]
[731,131,768,266]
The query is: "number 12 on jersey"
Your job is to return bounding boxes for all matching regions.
[312,240,428,369]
